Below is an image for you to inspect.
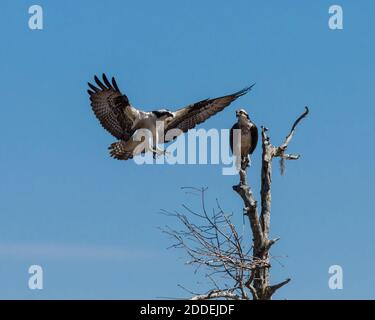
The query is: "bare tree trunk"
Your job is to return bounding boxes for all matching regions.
[164,107,309,300]
[233,107,309,299]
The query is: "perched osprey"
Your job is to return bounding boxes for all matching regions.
[87,74,254,160]
[230,109,258,169]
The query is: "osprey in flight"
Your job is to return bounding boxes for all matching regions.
[87,74,254,160]
[230,109,258,169]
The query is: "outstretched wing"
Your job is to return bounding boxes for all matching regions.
[87,74,139,140]
[165,84,255,140]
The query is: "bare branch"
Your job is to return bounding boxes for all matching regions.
[232,175,264,249]
[267,278,291,297]
[291,106,309,132]
[191,289,243,300]
[276,106,309,156]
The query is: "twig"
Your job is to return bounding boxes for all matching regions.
[191,289,243,300]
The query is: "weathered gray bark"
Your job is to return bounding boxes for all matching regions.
[164,107,309,300]
[233,107,309,299]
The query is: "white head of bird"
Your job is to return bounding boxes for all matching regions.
[236,109,250,123]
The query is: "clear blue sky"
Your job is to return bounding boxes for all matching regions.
[0,0,374,299]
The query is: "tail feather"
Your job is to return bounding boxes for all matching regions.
[108,141,134,160]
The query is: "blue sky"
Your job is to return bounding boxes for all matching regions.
[0,0,374,299]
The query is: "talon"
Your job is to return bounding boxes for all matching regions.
[149,146,168,157]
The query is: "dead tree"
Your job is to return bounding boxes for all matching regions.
[163,107,309,300]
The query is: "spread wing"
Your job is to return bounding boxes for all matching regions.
[87,74,139,140]
[166,84,255,141]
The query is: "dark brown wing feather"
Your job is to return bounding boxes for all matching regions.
[249,123,258,154]
[87,74,135,140]
[108,141,134,160]
[166,84,255,140]
[230,122,240,154]
[108,137,147,160]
